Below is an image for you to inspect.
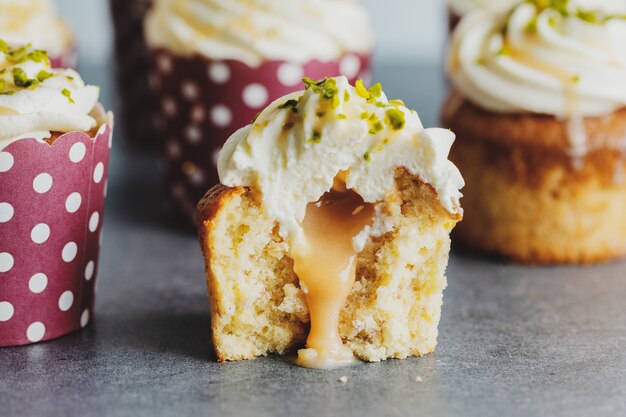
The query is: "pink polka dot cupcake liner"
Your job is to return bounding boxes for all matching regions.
[0,109,113,347]
[49,46,78,70]
[149,49,372,223]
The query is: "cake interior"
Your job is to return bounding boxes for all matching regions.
[200,170,460,362]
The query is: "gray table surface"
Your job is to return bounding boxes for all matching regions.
[2,62,626,417]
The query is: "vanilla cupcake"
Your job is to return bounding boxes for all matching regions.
[442,0,626,263]
[0,0,75,68]
[144,0,374,223]
[197,76,463,367]
[0,41,113,346]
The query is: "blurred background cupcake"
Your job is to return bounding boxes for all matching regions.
[0,0,76,68]
[442,0,626,264]
[447,0,518,30]
[0,41,113,346]
[109,0,155,149]
[144,0,374,224]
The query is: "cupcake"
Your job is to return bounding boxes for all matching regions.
[109,0,155,148]
[0,0,76,68]
[144,0,374,223]
[447,0,519,30]
[442,0,626,264]
[0,41,113,346]
[197,76,464,367]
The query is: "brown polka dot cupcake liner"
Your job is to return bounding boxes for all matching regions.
[0,108,113,346]
[149,48,372,224]
[109,0,156,149]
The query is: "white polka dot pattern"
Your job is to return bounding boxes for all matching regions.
[0,128,111,346]
[33,173,53,194]
[31,223,50,244]
[0,202,14,222]
[150,50,371,222]
[242,83,269,109]
[29,273,48,294]
[0,301,14,321]
[26,322,45,342]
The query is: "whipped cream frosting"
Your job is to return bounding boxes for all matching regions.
[0,0,72,57]
[448,0,519,15]
[144,0,374,67]
[448,1,626,118]
[0,41,100,150]
[219,76,464,246]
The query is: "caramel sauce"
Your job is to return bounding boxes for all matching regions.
[293,190,374,369]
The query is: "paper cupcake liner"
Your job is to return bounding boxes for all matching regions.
[109,0,156,149]
[0,110,113,347]
[149,49,372,223]
[49,45,78,70]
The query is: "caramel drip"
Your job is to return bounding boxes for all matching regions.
[507,41,588,163]
[293,191,374,369]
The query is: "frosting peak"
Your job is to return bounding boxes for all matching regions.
[0,41,100,149]
[448,1,626,118]
[144,0,374,66]
[0,0,72,57]
[218,76,464,244]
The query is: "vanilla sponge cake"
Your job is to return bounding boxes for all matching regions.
[197,77,464,367]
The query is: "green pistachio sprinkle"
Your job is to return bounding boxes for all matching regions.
[529,0,626,25]
[363,151,371,162]
[37,70,53,82]
[360,111,370,120]
[337,114,347,120]
[572,75,580,83]
[61,88,75,104]
[386,108,405,131]
[368,83,382,100]
[303,77,339,102]
[389,99,405,107]
[307,130,322,143]
[344,90,351,102]
[355,80,369,99]
[0,39,8,53]
[12,68,38,88]
[279,99,299,113]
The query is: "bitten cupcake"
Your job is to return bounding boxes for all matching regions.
[0,41,113,346]
[0,0,75,68]
[442,0,626,264]
[144,0,374,223]
[109,0,155,148]
[197,77,463,367]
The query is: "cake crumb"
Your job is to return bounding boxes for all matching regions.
[338,376,348,383]
[414,375,423,382]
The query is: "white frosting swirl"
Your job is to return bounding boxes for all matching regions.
[448,1,626,118]
[0,42,100,150]
[0,0,72,57]
[144,0,374,66]
[219,76,464,245]
[448,0,519,16]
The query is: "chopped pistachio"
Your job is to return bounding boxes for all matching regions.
[337,114,347,120]
[386,108,405,130]
[360,111,370,120]
[363,151,371,162]
[389,99,405,107]
[344,90,351,102]
[12,68,38,88]
[355,79,369,99]
[61,88,75,104]
[572,75,580,83]
[307,130,322,143]
[367,83,382,99]
[279,99,299,113]
[37,70,53,82]
[0,39,8,53]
